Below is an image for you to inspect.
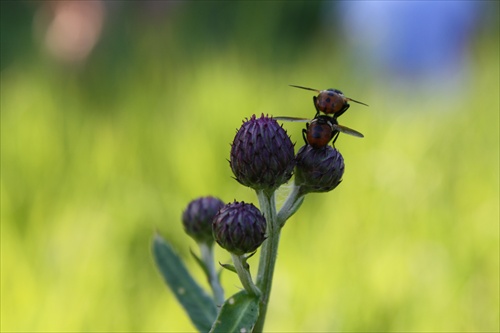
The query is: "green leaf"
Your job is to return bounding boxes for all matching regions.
[190,247,211,280]
[210,290,260,333]
[152,234,217,332]
[219,262,237,274]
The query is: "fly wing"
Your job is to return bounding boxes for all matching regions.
[333,124,364,138]
[273,116,311,123]
[346,97,369,107]
[289,85,321,93]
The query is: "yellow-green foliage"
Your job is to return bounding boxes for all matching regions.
[1,3,499,332]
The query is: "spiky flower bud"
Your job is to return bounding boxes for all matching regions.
[230,114,295,192]
[294,145,344,194]
[182,196,225,245]
[212,201,267,256]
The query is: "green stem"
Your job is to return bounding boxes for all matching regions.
[277,184,305,228]
[254,189,279,332]
[231,253,261,297]
[199,243,225,306]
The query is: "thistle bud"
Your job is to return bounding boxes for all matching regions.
[294,145,344,194]
[182,196,225,245]
[230,114,295,192]
[212,201,267,256]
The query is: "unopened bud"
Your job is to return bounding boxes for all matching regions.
[182,196,225,245]
[212,201,267,255]
[294,145,344,194]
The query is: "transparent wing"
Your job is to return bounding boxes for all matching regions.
[289,85,321,93]
[346,97,369,107]
[333,124,364,138]
[273,116,311,123]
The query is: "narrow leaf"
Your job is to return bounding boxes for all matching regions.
[152,234,217,332]
[219,262,237,274]
[210,291,260,333]
[190,247,211,279]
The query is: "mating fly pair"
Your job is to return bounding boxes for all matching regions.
[275,85,368,149]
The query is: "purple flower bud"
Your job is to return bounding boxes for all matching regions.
[212,201,267,256]
[230,114,295,192]
[294,145,344,194]
[182,196,225,245]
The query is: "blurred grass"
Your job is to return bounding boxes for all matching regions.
[1,2,499,332]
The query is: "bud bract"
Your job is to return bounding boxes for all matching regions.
[212,201,267,255]
[182,196,225,245]
[230,114,295,192]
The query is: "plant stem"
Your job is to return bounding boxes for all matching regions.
[199,243,225,306]
[277,184,305,228]
[231,253,261,297]
[254,189,279,332]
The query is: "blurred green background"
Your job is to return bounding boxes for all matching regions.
[1,1,499,332]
